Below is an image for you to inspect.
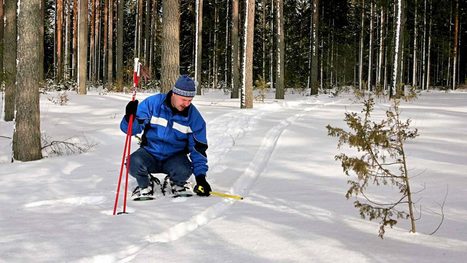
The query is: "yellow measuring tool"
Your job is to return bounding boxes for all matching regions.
[210,191,244,200]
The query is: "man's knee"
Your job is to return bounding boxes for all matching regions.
[129,152,147,175]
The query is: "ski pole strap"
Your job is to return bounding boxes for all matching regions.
[210,191,244,200]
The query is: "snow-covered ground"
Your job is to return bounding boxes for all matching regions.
[1,89,466,263]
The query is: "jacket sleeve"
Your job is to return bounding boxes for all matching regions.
[188,113,209,177]
[120,97,153,135]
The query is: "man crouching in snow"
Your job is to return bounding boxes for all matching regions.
[120,75,211,200]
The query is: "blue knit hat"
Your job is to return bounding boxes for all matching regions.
[172,75,196,97]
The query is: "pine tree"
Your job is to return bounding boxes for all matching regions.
[327,95,418,238]
[13,0,44,161]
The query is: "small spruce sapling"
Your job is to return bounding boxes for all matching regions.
[326,96,418,238]
[254,76,269,102]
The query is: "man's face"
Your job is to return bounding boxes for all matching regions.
[171,93,193,111]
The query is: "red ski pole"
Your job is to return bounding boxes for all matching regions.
[113,58,140,215]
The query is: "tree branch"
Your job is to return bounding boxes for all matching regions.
[429,185,448,235]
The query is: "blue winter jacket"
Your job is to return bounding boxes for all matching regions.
[120,92,208,177]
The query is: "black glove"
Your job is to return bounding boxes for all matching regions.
[125,100,138,122]
[194,175,211,196]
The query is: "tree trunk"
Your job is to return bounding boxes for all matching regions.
[195,0,203,94]
[412,0,418,87]
[231,0,239,98]
[275,0,284,99]
[149,0,158,77]
[95,0,101,82]
[241,0,255,109]
[72,0,78,80]
[116,0,124,91]
[452,0,459,90]
[358,0,365,91]
[89,0,95,81]
[161,0,180,92]
[377,7,385,88]
[224,0,231,91]
[391,0,403,97]
[56,0,64,82]
[103,0,109,82]
[269,0,275,91]
[261,0,267,82]
[212,0,219,89]
[78,0,88,95]
[426,6,432,90]
[64,0,71,80]
[3,0,17,121]
[399,0,406,86]
[367,0,373,91]
[135,0,143,59]
[145,0,151,65]
[108,0,114,88]
[0,0,4,87]
[13,0,43,161]
[310,0,320,95]
[421,0,427,90]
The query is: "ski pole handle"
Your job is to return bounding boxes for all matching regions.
[131,58,140,101]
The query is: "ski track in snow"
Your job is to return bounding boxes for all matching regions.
[24,97,340,262]
[206,109,265,169]
[143,98,340,245]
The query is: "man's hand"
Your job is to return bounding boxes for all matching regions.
[125,100,138,122]
[194,175,211,196]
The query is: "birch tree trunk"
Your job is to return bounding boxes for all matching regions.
[241,0,255,109]
[135,0,143,59]
[3,0,17,121]
[161,0,180,92]
[392,0,403,97]
[78,0,88,95]
[231,0,240,99]
[399,0,406,86]
[14,0,43,161]
[275,0,284,99]
[195,0,203,94]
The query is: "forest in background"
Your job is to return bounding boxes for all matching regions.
[1,0,466,161]
[2,0,466,94]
